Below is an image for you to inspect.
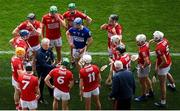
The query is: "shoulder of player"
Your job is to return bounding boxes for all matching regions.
[115,24,122,28]
[63,11,69,16]
[83,27,90,32]
[42,13,50,18]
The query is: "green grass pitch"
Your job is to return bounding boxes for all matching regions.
[0,0,180,110]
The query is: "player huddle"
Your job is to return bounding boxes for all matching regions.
[9,2,176,110]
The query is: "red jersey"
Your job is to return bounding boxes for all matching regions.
[42,13,63,39]
[49,67,73,92]
[138,43,151,65]
[11,56,24,81]
[113,53,131,70]
[63,10,87,29]
[18,73,38,101]
[17,20,41,47]
[104,24,122,48]
[12,36,28,50]
[155,38,172,68]
[79,65,100,92]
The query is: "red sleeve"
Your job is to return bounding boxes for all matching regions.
[35,21,41,28]
[18,22,27,30]
[93,65,100,74]
[59,14,64,20]
[115,24,122,35]
[49,69,54,77]
[34,77,38,87]
[68,71,73,81]
[79,69,84,79]
[77,11,87,19]
[41,16,46,24]
[63,12,68,18]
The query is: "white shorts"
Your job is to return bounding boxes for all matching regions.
[137,65,151,78]
[12,76,19,89]
[27,44,41,56]
[50,38,62,47]
[158,65,171,76]
[54,88,70,101]
[83,87,100,98]
[72,48,81,59]
[20,99,37,110]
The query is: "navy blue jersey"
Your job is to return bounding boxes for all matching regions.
[69,26,91,49]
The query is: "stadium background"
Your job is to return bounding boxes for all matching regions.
[0,0,180,109]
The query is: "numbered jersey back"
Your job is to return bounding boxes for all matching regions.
[18,73,38,101]
[80,65,100,92]
[49,68,73,92]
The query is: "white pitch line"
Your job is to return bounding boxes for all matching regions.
[1,77,180,83]
[1,50,180,56]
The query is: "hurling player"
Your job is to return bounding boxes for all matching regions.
[42,6,66,62]
[66,17,93,83]
[100,14,122,57]
[79,54,101,110]
[134,34,154,102]
[11,47,26,109]
[151,31,175,107]
[45,58,74,110]
[18,62,40,110]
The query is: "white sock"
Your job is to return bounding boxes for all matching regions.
[161,100,166,104]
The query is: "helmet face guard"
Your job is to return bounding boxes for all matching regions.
[116,45,126,54]
[27,13,36,21]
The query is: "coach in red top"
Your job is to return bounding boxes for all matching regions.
[152,31,176,107]
[42,6,66,62]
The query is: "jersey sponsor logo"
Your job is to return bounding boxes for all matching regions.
[73,36,85,42]
[47,23,59,29]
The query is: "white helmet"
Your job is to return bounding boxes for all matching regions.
[153,31,164,41]
[136,34,146,42]
[114,60,123,70]
[111,35,120,44]
[82,54,92,64]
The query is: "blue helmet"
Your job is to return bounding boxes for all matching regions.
[19,29,29,38]
[73,17,82,25]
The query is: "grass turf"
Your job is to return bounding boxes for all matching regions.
[0,0,180,110]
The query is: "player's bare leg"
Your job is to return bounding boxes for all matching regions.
[32,51,37,71]
[53,98,59,110]
[158,75,167,105]
[62,100,69,110]
[55,46,61,62]
[74,58,81,83]
[139,77,147,96]
[167,73,176,90]
[146,77,154,96]
[14,87,20,109]
[70,48,75,69]
[85,97,91,110]
[93,95,101,110]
